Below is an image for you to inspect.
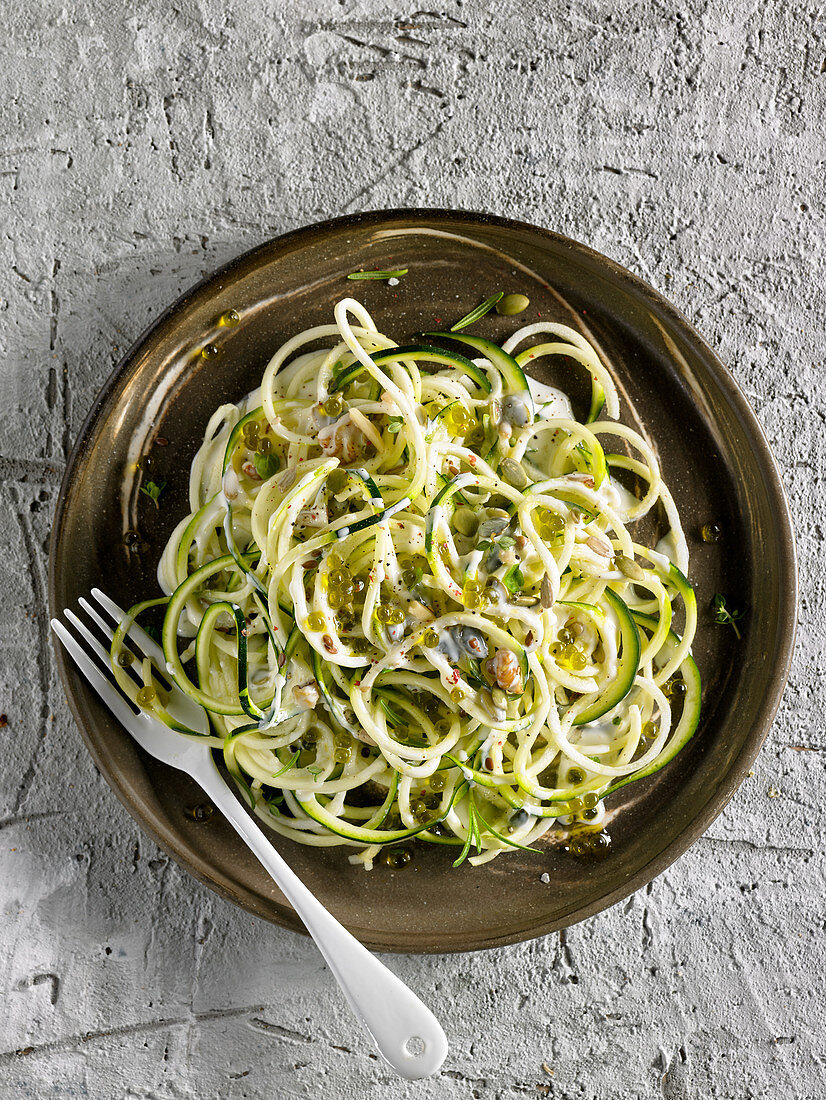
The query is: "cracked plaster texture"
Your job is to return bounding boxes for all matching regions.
[0,1,824,1098]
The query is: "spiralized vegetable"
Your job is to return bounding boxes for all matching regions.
[111,298,700,868]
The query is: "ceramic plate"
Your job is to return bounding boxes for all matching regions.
[49,210,796,952]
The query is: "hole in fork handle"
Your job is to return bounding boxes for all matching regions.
[404,1035,426,1058]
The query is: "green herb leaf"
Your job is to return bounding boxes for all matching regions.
[271,749,300,779]
[306,764,323,781]
[264,791,283,816]
[253,451,280,479]
[473,804,541,855]
[712,594,744,639]
[378,697,405,727]
[497,534,516,548]
[463,658,488,692]
[346,269,408,281]
[140,480,166,508]
[450,292,505,332]
[387,415,404,434]
[476,540,492,553]
[453,801,479,867]
[502,565,524,594]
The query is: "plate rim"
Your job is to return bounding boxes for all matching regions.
[48,208,798,952]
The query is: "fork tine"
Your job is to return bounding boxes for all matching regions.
[78,597,143,673]
[65,608,122,675]
[89,590,173,690]
[79,596,117,641]
[51,618,137,729]
[91,588,167,667]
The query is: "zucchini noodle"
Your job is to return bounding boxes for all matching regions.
[111,299,701,869]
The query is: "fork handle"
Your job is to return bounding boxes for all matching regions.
[190,755,448,1080]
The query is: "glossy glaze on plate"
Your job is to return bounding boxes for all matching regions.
[48,210,797,953]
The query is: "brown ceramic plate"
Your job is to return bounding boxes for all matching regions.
[49,210,796,953]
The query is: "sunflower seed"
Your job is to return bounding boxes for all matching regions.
[586,535,611,557]
[222,470,241,501]
[541,574,553,608]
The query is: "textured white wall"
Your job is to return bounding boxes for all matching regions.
[1,2,823,1097]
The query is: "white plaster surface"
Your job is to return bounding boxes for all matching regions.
[1,2,824,1098]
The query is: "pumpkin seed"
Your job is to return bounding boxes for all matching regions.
[500,457,530,490]
[491,687,508,709]
[616,553,646,580]
[495,292,530,316]
[478,516,509,538]
[453,508,477,537]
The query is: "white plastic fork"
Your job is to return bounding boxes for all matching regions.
[51,589,448,1081]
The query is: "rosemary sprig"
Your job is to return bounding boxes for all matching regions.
[473,804,541,855]
[346,269,408,281]
[450,292,504,332]
[453,800,482,867]
[271,749,301,779]
[452,795,541,866]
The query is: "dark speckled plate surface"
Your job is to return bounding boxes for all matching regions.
[49,210,797,953]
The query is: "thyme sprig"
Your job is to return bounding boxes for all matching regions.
[140,479,166,508]
[712,594,744,639]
